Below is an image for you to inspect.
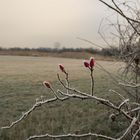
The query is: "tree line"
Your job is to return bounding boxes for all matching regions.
[0,47,120,57]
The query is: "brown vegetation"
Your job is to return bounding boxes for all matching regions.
[0,50,117,61]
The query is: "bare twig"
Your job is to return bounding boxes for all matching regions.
[109,89,126,101]
[99,0,140,36]
[132,126,140,140]
[57,73,133,121]
[1,96,69,130]
[118,99,129,110]
[118,117,137,140]
[27,132,117,140]
[119,82,140,88]
[77,37,103,49]
[90,69,94,96]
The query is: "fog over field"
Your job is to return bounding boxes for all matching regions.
[0,0,115,48]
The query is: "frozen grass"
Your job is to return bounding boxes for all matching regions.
[0,56,126,140]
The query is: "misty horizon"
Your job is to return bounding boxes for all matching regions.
[0,0,117,49]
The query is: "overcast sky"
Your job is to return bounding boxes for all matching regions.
[0,0,114,48]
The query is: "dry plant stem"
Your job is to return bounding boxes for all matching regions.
[90,69,94,96]
[135,64,139,102]
[27,133,117,140]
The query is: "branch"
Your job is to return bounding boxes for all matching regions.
[109,89,126,101]
[119,82,140,88]
[96,62,135,98]
[57,74,133,121]
[99,0,140,24]
[27,132,117,140]
[1,96,69,130]
[77,37,103,49]
[118,117,137,140]
[132,127,140,140]
[128,107,140,114]
[99,0,140,35]
[26,118,138,140]
[118,99,129,110]
[57,90,90,99]
[90,69,94,96]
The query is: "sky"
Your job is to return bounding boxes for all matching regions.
[0,0,115,48]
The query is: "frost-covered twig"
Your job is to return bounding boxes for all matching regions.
[27,117,137,140]
[27,132,117,140]
[132,126,140,140]
[1,97,69,130]
[119,82,140,88]
[118,99,129,110]
[109,89,126,101]
[57,73,133,121]
[99,0,140,35]
[58,64,70,94]
[118,117,137,140]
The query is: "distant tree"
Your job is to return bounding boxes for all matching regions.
[54,42,61,50]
